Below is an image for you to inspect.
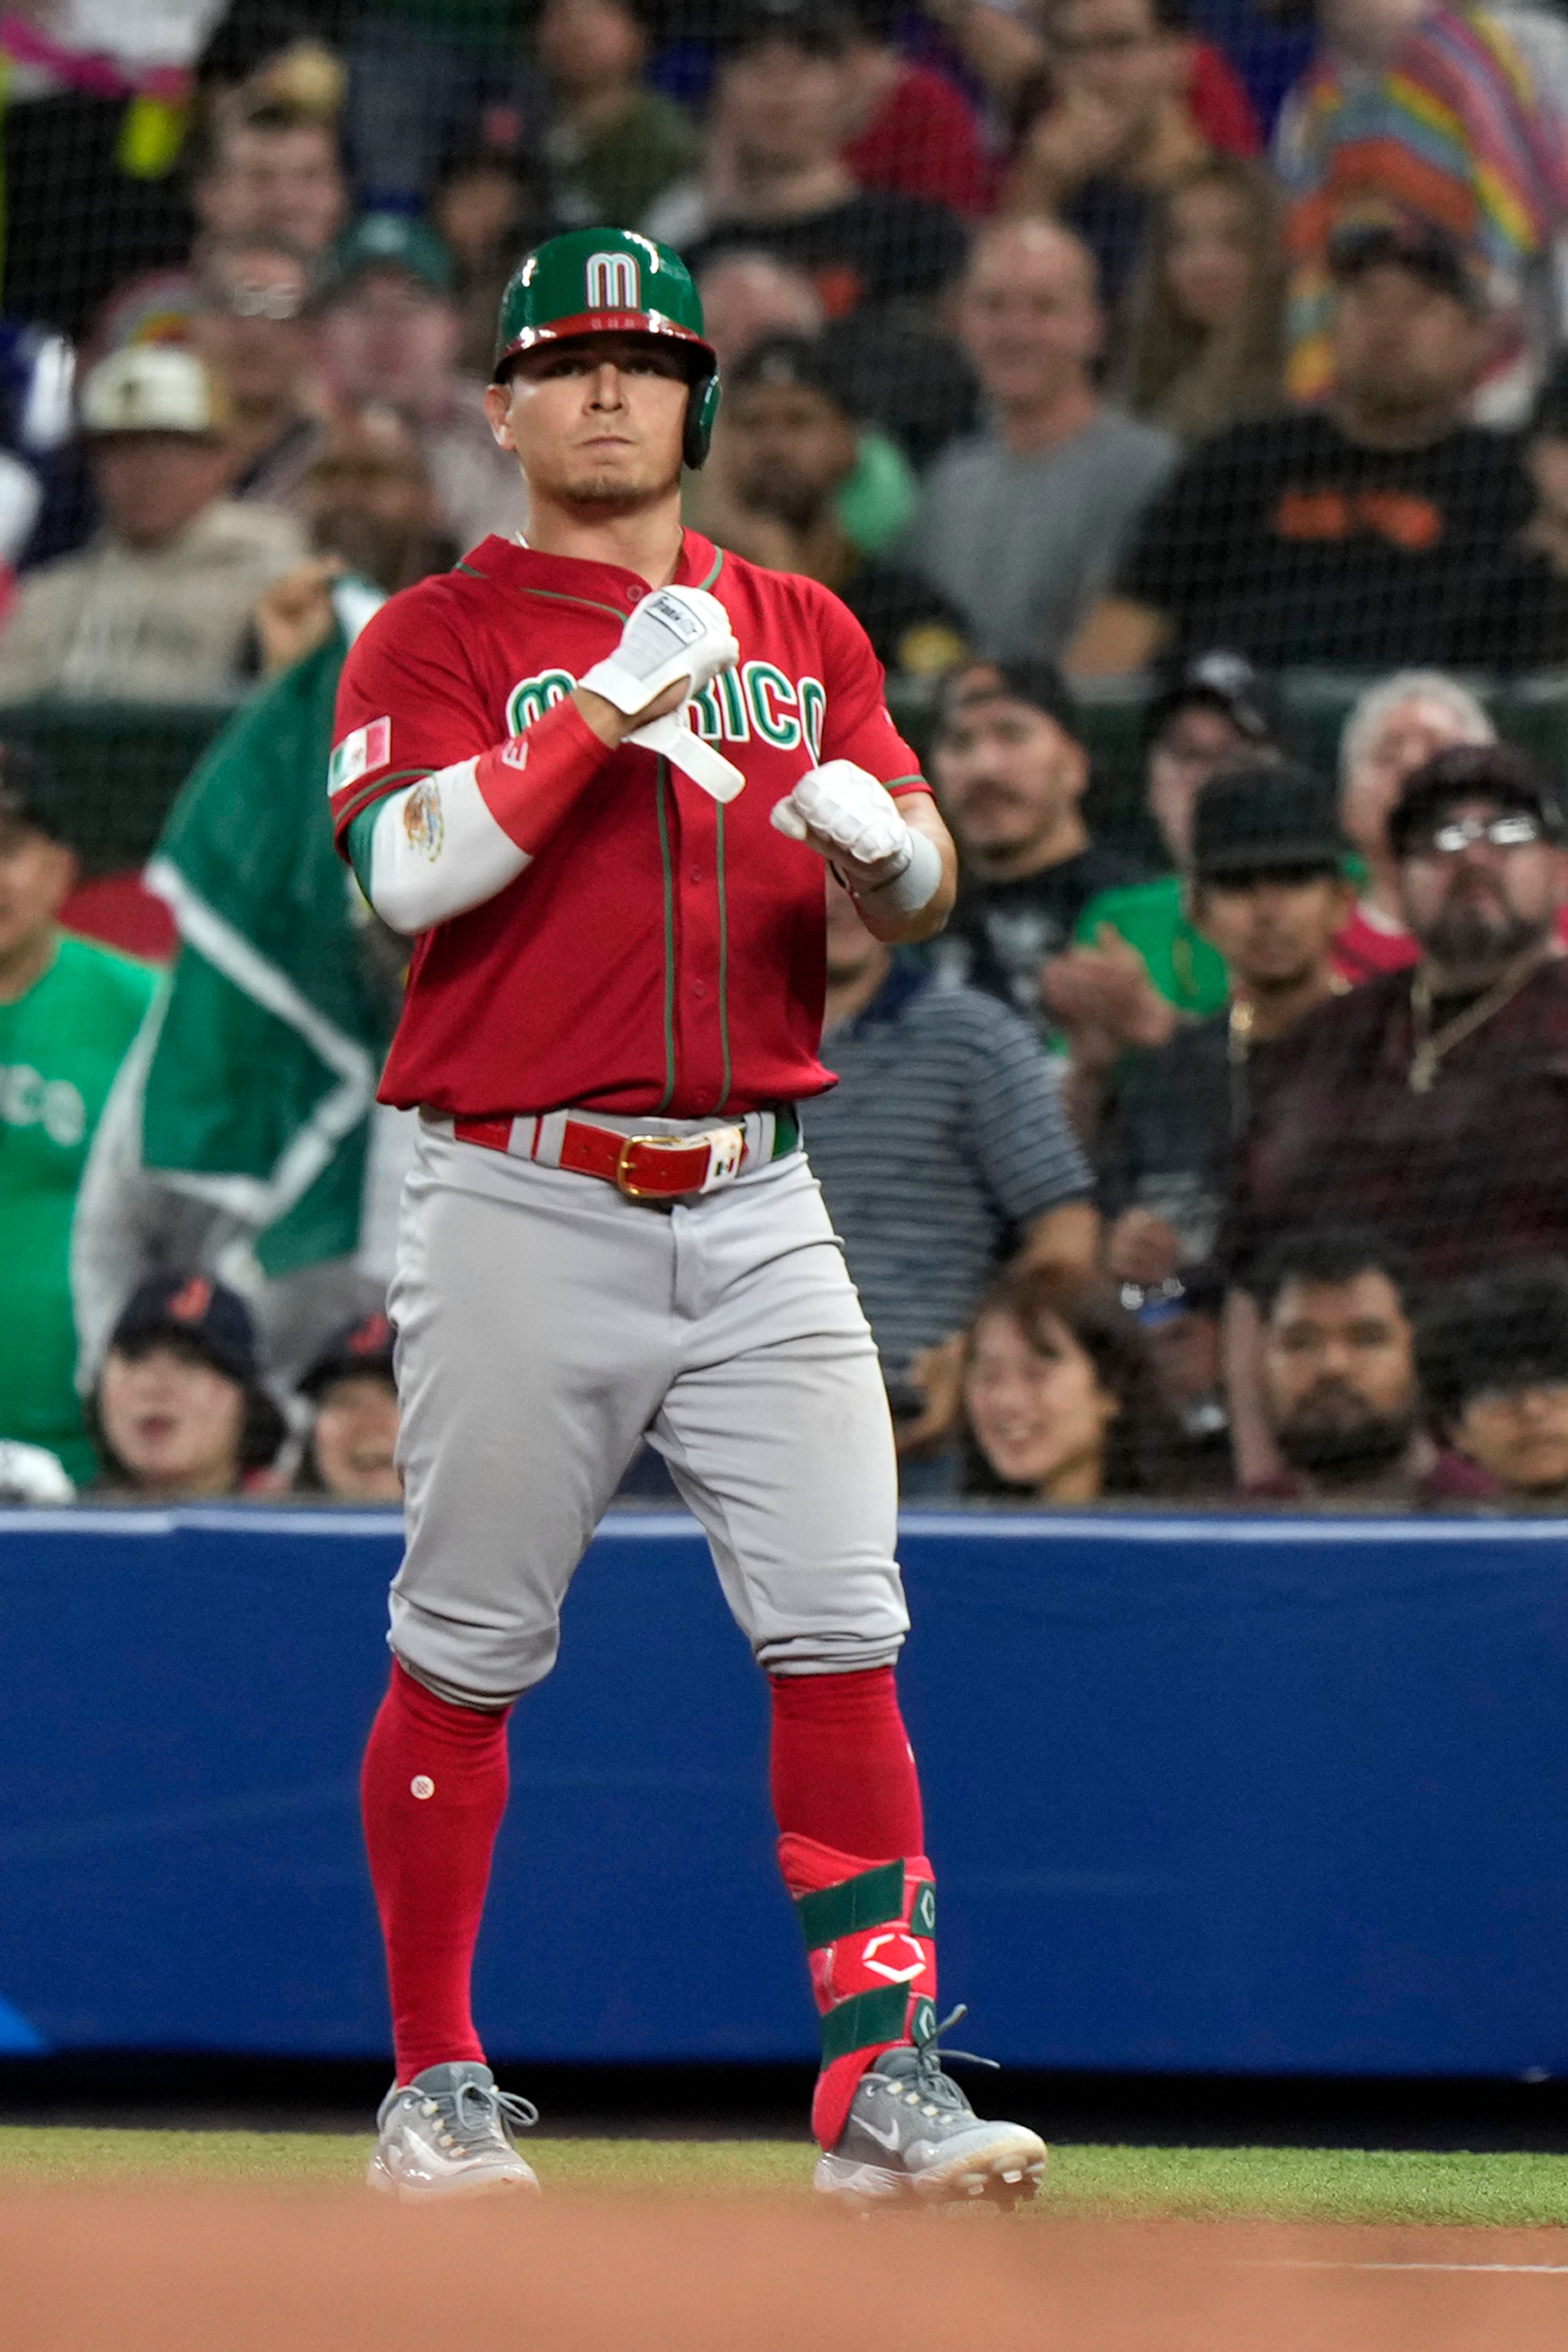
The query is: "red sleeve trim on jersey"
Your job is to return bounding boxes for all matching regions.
[886,775,933,798]
[473,693,614,857]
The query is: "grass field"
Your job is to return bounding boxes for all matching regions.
[4,2127,1568,2227]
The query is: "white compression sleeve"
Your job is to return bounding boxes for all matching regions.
[368,759,532,935]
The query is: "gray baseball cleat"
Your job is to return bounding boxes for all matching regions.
[367,2061,541,2199]
[813,2008,1047,2210]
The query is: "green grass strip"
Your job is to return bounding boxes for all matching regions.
[2,2132,1567,2226]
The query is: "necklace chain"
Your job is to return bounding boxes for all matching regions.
[1408,946,1548,1093]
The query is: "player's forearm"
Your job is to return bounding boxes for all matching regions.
[360,696,617,934]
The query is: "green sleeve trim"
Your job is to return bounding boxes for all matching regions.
[345,803,382,900]
[454,559,487,578]
[795,1859,905,1951]
[819,1984,911,2064]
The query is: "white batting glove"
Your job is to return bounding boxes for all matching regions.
[772,759,944,913]
[770,759,910,870]
[580,586,740,719]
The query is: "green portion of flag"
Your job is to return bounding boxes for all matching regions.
[139,620,393,1278]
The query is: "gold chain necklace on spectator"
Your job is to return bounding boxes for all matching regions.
[1228,976,1349,1066]
[1227,999,1255,1063]
[1408,946,1549,1093]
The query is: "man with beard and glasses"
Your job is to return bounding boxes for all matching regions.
[1244,1228,1492,1507]
[928,658,1149,1043]
[1220,741,1568,1484]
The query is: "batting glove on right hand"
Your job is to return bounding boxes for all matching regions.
[580,586,740,719]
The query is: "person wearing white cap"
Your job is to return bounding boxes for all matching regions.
[0,346,307,706]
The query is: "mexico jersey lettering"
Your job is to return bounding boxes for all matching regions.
[332,531,930,1120]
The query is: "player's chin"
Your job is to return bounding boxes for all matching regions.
[560,455,681,506]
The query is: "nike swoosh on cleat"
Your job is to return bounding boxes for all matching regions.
[858,2115,905,2152]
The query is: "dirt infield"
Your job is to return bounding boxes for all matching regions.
[7,2186,1568,2351]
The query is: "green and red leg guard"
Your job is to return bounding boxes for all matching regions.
[779,1831,938,2149]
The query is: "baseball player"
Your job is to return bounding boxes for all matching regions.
[331,228,1046,2208]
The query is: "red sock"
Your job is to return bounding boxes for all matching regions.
[769,1665,923,1857]
[769,1668,933,2148]
[360,1660,511,2086]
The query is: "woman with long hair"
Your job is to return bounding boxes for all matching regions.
[1116,155,1286,443]
[960,1265,1180,1501]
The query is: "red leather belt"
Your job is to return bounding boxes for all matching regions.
[452,1112,750,1201]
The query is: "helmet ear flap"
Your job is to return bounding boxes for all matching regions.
[684,370,721,470]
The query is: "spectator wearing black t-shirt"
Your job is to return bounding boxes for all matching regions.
[1066,219,1541,679]
[699,333,970,678]
[1464,351,1568,671]
[928,658,1147,1039]
[653,0,969,325]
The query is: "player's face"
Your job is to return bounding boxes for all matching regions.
[1453,1380,1568,1497]
[311,1374,403,1503]
[964,1308,1120,1498]
[0,818,74,966]
[932,687,1088,861]
[487,334,691,508]
[1193,871,1350,990]
[98,1344,247,1496]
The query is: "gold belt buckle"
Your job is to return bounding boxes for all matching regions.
[615,1133,695,1199]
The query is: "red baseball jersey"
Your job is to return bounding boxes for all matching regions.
[331,530,931,1120]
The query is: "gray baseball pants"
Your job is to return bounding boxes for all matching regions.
[386,1117,909,1707]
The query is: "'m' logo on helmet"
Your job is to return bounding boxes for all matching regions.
[586,250,640,311]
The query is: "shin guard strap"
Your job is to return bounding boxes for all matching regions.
[795,1859,905,1951]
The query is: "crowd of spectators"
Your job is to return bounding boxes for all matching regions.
[5,0,1568,1512]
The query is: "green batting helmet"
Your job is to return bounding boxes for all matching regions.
[492,227,721,470]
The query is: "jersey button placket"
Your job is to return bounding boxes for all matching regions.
[672,784,724,1109]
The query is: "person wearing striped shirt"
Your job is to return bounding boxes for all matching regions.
[806,872,1097,1489]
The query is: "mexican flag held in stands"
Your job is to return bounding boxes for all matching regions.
[73,580,399,1365]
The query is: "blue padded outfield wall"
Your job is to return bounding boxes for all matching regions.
[2,1505,1568,2075]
